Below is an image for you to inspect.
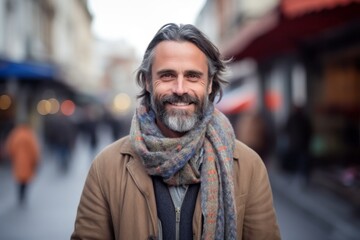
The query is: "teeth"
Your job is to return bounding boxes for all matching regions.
[172,102,189,106]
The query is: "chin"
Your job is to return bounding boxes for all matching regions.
[164,113,198,133]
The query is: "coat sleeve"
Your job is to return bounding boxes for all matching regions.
[242,153,281,240]
[71,156,115,240]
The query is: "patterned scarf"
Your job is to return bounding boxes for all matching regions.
[130,102,237,239]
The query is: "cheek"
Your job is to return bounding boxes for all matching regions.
[150,86,166,102]
[152,81,173,95]
[195,83,210,98]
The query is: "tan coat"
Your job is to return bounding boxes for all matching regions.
[6,125,40,183]
[72,136,280,240]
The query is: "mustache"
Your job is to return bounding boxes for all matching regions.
[160,94,200,105]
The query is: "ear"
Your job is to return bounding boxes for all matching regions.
[145,78,150,92]
[207,78,213,94]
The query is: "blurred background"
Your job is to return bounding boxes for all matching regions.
[0,0,359,239]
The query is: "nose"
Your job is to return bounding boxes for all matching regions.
[172,76,188,95]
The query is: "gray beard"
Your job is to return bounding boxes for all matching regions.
[150,94,208,133]
[162,108,198,132]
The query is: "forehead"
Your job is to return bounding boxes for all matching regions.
[152,41,208,72]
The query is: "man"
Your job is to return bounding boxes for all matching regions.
[71,23,280,240]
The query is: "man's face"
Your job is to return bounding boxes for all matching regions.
[147,41,212,136]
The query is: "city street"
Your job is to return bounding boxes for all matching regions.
[0,126,356,240]
[273,182,332,240]
[1,1,360,240]
[0,127,103,240]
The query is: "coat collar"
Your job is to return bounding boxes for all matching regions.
[119,136,153,196]
[233,140,241,161]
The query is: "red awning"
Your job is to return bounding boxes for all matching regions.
[216,85,255,114]
[222,2,360,62]
[220,11,279,61]
[281,0,360,18]
[216,95,255,115]
[216,89,281,115]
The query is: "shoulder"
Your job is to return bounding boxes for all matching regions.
[233,139,263,166]
[90,136,139,174]
[232,140,268,187]
[97,135,135,158]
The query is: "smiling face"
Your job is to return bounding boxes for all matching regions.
[147,40,212,137]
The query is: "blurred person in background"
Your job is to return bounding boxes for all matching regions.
[44,113,77,173]
[235,110,273,164]
[282,104,313,184]
[72,23,280,240]
[77,104,99,156]
[55,114,78,172]
[84,105,99,154]
[103,112,127,142]
[5,122,40,205]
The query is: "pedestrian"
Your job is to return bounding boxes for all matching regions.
[5,122,40,205]
[44,114,77,173]
[71,23,280,240]
[282,104,313,183]
[235,110,273,164]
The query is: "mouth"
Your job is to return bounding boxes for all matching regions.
[166,101,194,110]
[160,94,198,111]
[167,101,192,106]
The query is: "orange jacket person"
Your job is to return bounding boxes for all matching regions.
[6,123,40,205]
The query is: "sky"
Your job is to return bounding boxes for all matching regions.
[88,0,206,55]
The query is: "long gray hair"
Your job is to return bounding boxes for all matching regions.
[136,23,229,107]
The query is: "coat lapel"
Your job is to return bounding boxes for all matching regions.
[126,155,158,235]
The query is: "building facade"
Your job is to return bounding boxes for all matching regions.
[196,0,360,211]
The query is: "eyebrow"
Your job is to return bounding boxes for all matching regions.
[156,69,204,76]
[156,69,176,76]
[185,70,203,76]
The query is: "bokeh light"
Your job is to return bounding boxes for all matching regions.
[37,99,52,115]
[49,98,60,114]
[0,94,12,110]
[61,100,76,116]
[113,93,131,112]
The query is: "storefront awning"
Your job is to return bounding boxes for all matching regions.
[0,59,59,80]
[222,1,360,62]
[216,94,255,114]
[281,0,360,18]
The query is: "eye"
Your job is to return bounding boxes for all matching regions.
[186,72,201,82]
[160,72,176,81]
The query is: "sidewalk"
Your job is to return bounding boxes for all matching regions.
[269,164,360,240]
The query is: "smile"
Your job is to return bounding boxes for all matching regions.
[165,101,194,110]
[170,102,191,106]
